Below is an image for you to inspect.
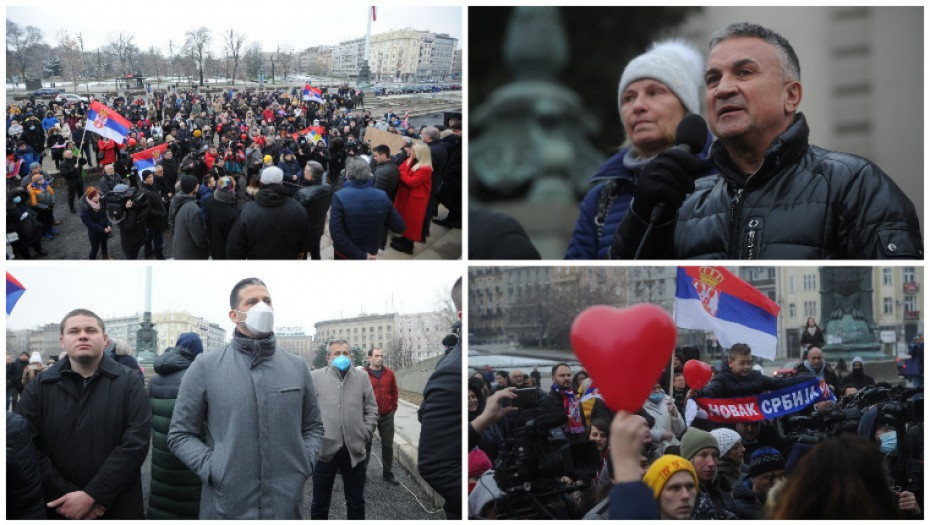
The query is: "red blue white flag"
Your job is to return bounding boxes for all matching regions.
[6,272,26,315]
[85,100,131,144]
[131,143,169,173]
[674,267,780,360]
[303,84,324,104]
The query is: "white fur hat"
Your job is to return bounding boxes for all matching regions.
[618,40,704,122]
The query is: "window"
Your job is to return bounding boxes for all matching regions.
[788,276,796,292]
[904,267,916,283]
[883,268,893,286]
[789,303,796,318]
[803,300,817,318]
[904,295,917,312]
[883,297,893,315]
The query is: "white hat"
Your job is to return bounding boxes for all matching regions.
[618,40,704,122]
[260,166,284,185]
[710,428,743,457]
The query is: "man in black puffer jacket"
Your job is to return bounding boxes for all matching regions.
[7,411,47,519]
[226,166,311,259]
[147,333,204,520]
[611,22,922,260]
[295,161,333,260]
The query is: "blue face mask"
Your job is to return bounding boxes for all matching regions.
[880,432,898,456]
[332,354,351,372]
[12,196,22,204]
[648,393,665,404]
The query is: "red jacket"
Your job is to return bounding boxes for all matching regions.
[394,161,432,241]
[364,366,398,415]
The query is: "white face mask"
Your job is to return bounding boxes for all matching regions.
[237,301,274,337]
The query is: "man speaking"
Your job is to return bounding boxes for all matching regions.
[611,22,922,260]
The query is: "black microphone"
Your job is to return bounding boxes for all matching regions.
[648,114,709,224]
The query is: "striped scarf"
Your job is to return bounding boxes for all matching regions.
[552,384,586,434]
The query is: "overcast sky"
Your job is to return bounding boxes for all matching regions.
[7,4,462,54]
[6,262,462,339]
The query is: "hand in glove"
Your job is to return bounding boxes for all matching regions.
[631,148,707,222]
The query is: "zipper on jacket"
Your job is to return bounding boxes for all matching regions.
[727,186,745,258]
[744,217,763,260]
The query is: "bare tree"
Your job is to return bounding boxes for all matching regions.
[279,44,294,81]
[184,27,211,86]
[223,29,246,85]
[268,45,279,84]
[144,46,167,88]
[106,32,140,75]
[244,42,263,81]
[56,30,82,91]
[391,334,415,369]
[7,20,44,81]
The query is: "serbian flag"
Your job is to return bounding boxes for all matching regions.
[674,267,780,360]
[85,100,131,144]
[131,143,169,173]
[303,84,324,104]
[7,272,26,315]
[293,126,327,146]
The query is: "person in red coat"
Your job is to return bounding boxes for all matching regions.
[364,348,400,484]
[390,142,432,254]
[97,138,121,167]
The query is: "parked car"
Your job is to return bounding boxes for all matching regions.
[468,332,485,346]
[33,87,61,98]
[773,360,799,378]
[55,93,88,104]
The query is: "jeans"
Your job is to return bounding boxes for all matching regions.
[310,446,367,520]
[365,411,395,472]
[144,227,165,259]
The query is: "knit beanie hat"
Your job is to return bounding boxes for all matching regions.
[851,356,864,366]
[679,427,719,460]
[747,446,785,477]
[643,454,699,499]
[618,40,704,123]
[468,448,493,479]
[179,175,198,194]
[710,428,742,457]
[260,166,284,185]
[29,351,42,364]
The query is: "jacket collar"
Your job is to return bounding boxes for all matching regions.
[231,330,276,368]
[40,353,121,383]
[710,112,810,188]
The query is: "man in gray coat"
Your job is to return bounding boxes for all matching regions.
[310,339,379,519]
[170,174,209,259]
[168,277,324,519]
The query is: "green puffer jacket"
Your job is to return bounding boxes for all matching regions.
[147,348,202,519]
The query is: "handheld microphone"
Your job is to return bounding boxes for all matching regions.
[648,114,709,224]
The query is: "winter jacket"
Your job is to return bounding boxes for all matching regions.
[364,365,398,415]
[158,156,180,192]
[330,180,405,259]
[6,411,47,519]
[98,138,118,166]
[141,183,168,230]
[295,179,333,243]
[842,370,876,390]
[538,389,611,441]
[417,343,462,518]
[732,477,765,519]
[794,362,840,393]
[168,332,324,519]
[610,113,923,259]
[15,355,151,519]
[642,394,686,455]
[117,198,150,258]
[147,347,202,520]
[372,160,400,202]
[692,369,807,399]
[59,156,81,182]
[80,197,111,242]
[203,191,240,260]
[311,365,379,468]
[608,482,660,519]
[394,160,432,241]
[226,185,311,259]
[171,194,209,259]
[799,327,826,349]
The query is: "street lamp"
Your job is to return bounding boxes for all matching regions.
[77,33,87,92]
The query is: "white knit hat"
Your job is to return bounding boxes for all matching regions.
[711,428,743,457]
[618,40,704,123]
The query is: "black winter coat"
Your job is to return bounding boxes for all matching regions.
[372,161,400,202]
[611,113,923,259]
[158,157,180,193]
[226,185,310,259]
[6,411,47,519]
[147,349,201,519]
[732,478,765,520]
[203,192,241,260]
[418,343,461,519]
[692,369,807,399]
[295,180,333,241]
[15,356,151,519]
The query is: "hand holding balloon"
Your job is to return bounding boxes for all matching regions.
[570,304,677,413]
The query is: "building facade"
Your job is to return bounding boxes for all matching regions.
[332,29,458,82]
[314,311,451,368]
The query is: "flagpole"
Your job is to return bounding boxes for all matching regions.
[78,125,89,164]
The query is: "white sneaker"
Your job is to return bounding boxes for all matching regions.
[377,249,384,258]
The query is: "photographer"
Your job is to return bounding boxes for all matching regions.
[107,183,150,259]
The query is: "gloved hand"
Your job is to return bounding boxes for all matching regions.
[631,148,707,222]
[78,158,87,166]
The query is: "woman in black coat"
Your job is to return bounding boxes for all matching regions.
[800,317,826,350]
[79,187,112,259]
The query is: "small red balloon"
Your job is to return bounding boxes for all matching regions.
[683,359,714,390]
[570,304,677,413]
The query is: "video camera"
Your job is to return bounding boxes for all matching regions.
[492,410,600,519]
[104,186,146,224]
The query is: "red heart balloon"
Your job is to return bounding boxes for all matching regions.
[570,304,677,413]
[683,359,713,390]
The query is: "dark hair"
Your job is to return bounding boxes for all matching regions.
[467,377,488,419]
[329,338,351,352]
[452,277,462,311]
[551,362,570,377]
[769,435,900,519]
[728,343,752,360]
[229,277,267,310]
[60,308,105,335]
[367,347,382,357]
[588,418,610,438]
[709,22,801,81]
[372,144,391,157]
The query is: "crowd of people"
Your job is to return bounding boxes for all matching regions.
[7,276,465,519]
[6,85,461,259]
[468,339,924,519]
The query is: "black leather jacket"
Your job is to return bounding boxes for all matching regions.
[611,113,923,259]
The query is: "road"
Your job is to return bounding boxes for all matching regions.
[141,435,444,519]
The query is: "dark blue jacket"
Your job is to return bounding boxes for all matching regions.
[566,132,714,260]
[329,180,405,259]
[80,197,111,241]
[609,481,659,519]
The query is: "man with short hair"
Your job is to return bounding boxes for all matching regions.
[329,156,405,260]
[170,175,208,260]
[611,22,922,259]
[538,363,589,442]
[508,368,526,388]
[679,427,735,519]
[226,166,311,259]
[59,149,85,213]
[16,309,150,519]
[691,343,805,399]
[310,339,379,519]
[8,351,28,410]
[169,277,324,519]
[794,346,839,393]
[295,161,333,260]
[364,347,400,485]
